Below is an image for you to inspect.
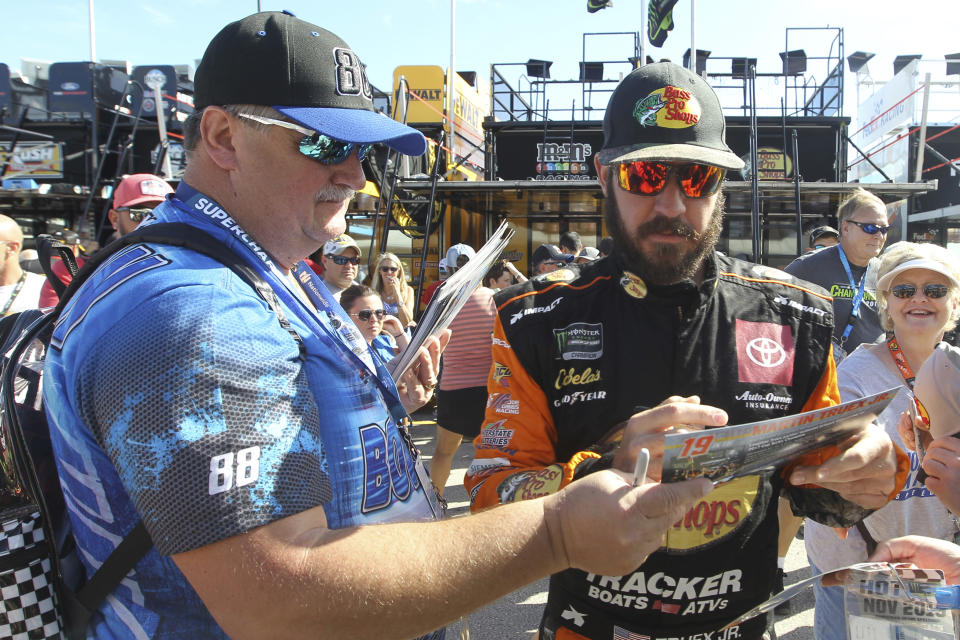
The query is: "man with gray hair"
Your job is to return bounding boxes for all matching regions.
[786,188,890,359]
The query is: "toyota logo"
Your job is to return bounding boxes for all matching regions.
[746,337,786,368]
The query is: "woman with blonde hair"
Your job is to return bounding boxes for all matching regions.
[805,241,960,640]
[371,252,415,327]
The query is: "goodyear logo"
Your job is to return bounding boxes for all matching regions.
[633,85,701,129]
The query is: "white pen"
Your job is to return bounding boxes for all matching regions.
[633,448,650,487]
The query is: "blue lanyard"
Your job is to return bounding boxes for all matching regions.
[166,183,406,421]
[837,245,867,341]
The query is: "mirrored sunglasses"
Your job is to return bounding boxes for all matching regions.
[890,283,949,299]
[236,113,373,165]
[380,265,399,273]
[847,220,890,235]
[118,207,154,223]
[617,161,724,198]
[326,254,360,266]
[352,309,385,321]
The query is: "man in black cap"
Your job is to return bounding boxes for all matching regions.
[466,62,907,640]
[42,13,715,639]
[531,242,574,275]
[807,225,839,252]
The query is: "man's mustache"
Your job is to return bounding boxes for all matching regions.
[314,186,356,204]
[635,215,700,241]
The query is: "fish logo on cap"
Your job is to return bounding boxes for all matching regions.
[632,85,701,129]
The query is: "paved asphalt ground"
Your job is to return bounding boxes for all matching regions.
[409,411,816,640]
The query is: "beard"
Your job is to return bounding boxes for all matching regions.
[605,172,725,286]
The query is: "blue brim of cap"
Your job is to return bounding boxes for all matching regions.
[276,106,427,156]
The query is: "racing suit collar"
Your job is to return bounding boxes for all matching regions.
[614,251,720,311]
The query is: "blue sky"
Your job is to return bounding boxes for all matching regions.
[1,0,957,118]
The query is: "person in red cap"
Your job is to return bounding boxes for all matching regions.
[38,174,173,306]
[107,173,175,238]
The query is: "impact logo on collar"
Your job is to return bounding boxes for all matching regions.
[735,319,795,385]
[554,322,603,360]
[633,85,701,129]
[774,295,827,317]
[510,297,563,325]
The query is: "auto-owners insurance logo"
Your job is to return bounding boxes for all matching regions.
[553,322,603,360]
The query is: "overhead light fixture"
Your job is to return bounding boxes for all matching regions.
[893,54,922,76]
[683,49,711,75]
[525,59,552,79]
[847,51,875,73]
[779,50,807,76]
[946,53,960,76]
[731,58,757,79]
[579,62,604,82]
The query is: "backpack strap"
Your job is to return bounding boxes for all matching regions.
[35,234,81,298]
[63,522,151,639]
[2,222,306,636]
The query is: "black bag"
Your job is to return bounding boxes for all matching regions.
[0,223,303,639]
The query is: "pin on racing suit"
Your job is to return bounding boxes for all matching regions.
[465,254,909,640]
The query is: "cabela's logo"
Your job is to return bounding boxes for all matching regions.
[554,367,601,390]
[633,85,701,129]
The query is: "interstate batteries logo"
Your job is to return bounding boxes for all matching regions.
[633,85,701,129]
[554,323,603,360]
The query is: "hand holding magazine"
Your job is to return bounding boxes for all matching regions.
[386,220,515,381]
[660,387,900,484]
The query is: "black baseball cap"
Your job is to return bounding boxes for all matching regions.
[808,225,839,246]
[532,244,574,267]
[194,11,426,156]
[596,62,744,170]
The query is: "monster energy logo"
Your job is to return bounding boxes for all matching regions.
[554,323,603,361]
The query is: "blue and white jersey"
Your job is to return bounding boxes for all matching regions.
[43,184,438,638]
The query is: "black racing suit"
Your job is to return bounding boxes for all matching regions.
[465,253,894,640]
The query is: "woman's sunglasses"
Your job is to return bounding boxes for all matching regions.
[236,113,373,165]
[617,161,725,198]
[351,309,385,321]
[890,283,949,299]
[380,266,399,274]
[326,254,360,266]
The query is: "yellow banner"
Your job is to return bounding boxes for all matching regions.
[394,65,445,124]
[1,141,64,178]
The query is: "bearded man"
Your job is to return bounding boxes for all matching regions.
[464,62,908,640]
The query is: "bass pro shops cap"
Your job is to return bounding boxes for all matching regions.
[596,62,744,170]
[194,11,426,156]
